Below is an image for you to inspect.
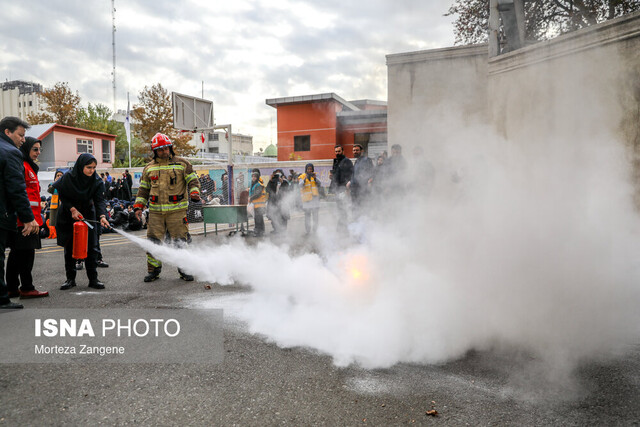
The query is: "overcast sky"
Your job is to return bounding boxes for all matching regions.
[2,0,456,150]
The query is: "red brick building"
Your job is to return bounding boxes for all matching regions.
[266,93,387,161]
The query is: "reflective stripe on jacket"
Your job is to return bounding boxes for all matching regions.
[135,156,200,213]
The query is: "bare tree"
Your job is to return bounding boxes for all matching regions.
[131,83,197,158]
[446,0,640,45]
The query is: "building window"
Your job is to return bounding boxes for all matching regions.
[102,139,111,163]
[29,101,33,106]
[294,135,310,151]
[77,139,93,154]
[208,147,219,153]
[208,133,218,141]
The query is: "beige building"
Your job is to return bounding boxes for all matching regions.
[192,131,253,156]
[0,80,45,119]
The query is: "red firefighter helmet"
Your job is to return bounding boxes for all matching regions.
[151,133,173,150]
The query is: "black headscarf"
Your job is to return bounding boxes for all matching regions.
[20,136,41,174]
[52,153,101,201]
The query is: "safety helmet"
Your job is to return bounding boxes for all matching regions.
[151,133,173,150]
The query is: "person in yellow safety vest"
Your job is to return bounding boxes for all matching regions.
[298,163,321,235]
[133,133,201,282]
[249,170,267,236]
[47,169,64,227]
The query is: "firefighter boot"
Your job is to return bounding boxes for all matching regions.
[178,268,194,282]
[144,268,161,283]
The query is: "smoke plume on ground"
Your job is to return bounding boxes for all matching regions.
[116,52,640,390]
[117,117,640,378]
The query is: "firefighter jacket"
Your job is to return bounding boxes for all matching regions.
[249,181,267,209]
[134,156,200,213]
[298,173,319,203]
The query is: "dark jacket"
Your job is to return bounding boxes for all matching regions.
[52,155,107,247]
[124,172,133,192]
[352,156,374,188]
[125,211,143,231]
[109,206,129,228]
[0,133,35,231]
[266,176,290,219]
[331,155,353,192]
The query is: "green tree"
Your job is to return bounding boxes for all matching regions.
[446,0,640,45]
[131,83,197,158]
[76,103,146,167]
[76,103,113,133]
[26,82,81,126]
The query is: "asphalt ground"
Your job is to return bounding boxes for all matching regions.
[1,207,639,426]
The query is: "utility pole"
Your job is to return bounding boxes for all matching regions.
[489,0,500,57]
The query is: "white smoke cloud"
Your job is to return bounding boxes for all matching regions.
[115,48,640,389]
[116,118,640,376]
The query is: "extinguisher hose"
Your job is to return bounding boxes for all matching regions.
[81,218,115,230]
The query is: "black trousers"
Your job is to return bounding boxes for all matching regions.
[63,229,99,282]
[0,229,10,303]
[6,248,36,292]
[254,207,265,235]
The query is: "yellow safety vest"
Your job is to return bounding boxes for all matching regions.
[298,173,319,203]
[49,190,59,226]
[250,181,267,208]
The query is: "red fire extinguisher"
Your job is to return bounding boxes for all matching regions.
[72,220,88,260]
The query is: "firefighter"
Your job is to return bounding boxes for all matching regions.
[133,133,201,282]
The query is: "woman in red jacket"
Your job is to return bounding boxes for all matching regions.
[6,137,49,298]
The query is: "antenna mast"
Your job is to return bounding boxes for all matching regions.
[111,0,116,115]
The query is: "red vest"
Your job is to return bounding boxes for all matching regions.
[18,161,43,227]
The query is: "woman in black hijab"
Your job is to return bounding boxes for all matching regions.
[52,153,110,290]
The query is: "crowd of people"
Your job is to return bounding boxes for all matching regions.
[0,113,417,310]
[0,120,203,307]
[39,169,144,235]
[244,142,412,237]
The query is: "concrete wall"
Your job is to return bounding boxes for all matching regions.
[487,10,640,148]
[386,11,640,171]
[386,44,489,148]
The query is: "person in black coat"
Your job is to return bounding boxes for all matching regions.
[109,204,128,229]
[114,179,123,200]
[347,143,374,209]
[125,206,144,231]
[52,154,110,290]
[121,173,132,201]
[5,137,49,298]
[0,116,39,309]
[266,169,290,234]
[330,145,353,231]
[124,170,133,194]
[220,172,229,205]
